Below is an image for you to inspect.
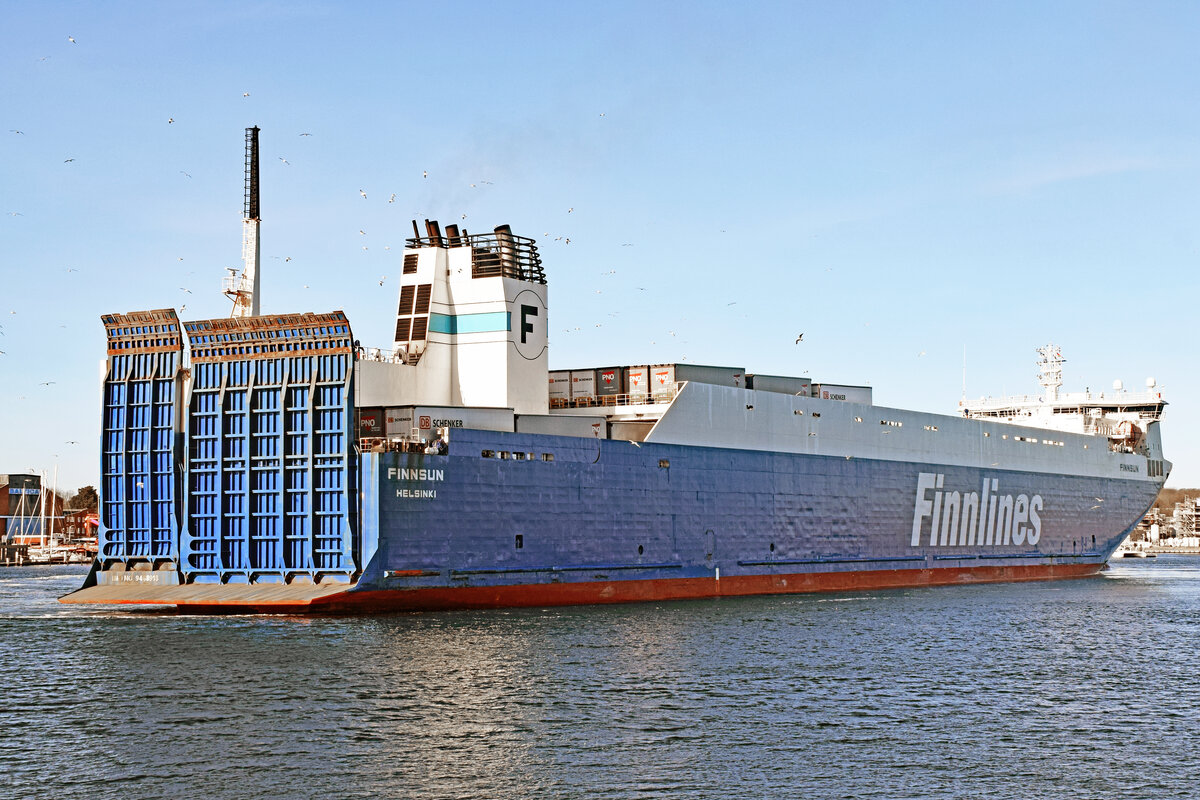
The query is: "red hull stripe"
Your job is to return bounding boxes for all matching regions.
[155,562,1105,614]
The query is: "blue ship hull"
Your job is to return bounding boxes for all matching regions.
[323,428,1155,612]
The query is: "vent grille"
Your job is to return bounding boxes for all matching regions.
[414,284,432,314]
[397,285,415,316]
[403,253,418,274]
[410,316,428,341]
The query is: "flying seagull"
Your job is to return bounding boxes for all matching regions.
[359,188,367,198]
[68,36,76,43]
[388,193,396,203]
[795,334,804,343]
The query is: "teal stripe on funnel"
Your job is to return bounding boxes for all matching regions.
[428,311,511,335]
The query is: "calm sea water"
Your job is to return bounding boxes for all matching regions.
[2,560,1198,800]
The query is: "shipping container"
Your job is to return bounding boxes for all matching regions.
[625,365,651,401]
[548,371,571,408]
[548,371,571,399]
[357,407,386,439]
[596,366,625,397]
[811,383,873,404]
[387,405,515,437]
[748,373,812,395]
[675,364,746,388]
[650,364,676,400]
[516,414,607,438]
[570,369,597,404]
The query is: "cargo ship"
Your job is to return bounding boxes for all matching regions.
[59,212,1170,613]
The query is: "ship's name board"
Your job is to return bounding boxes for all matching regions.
[388,467,442,499]
[1120,463,1140,473]
[387,468,444,482]
[911,472,1043,547]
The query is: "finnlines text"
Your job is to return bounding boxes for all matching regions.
[911,472,1043,547]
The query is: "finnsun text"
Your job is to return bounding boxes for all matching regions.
[911,472,1043,547]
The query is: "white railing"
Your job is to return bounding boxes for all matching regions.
[963,388,1165,413]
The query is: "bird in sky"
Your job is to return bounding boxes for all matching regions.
[180,171,191,178]
[461,214,467,220]
[66,267,78,273]
[279,157,289,165]
[299,132,312,136]
[568,207,574,213]
[389,193,396,203]
[422,170,427,178]
[284,256,292,262]
[379,276,386,285]
[7,212,23,216]
[66,440,78,445]
[242,92,250,97]
[168,117,174,124]
[64,158,74,162]
[795,334,804,343]
[359,229,367,235]
[40,381,55,386]
[180,287,192,293]
[359,189,367,198]
[10,130,23,134]
[68,36,76,43]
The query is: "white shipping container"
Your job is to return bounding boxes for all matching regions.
[548,371,571,400]
[570,369,597,401]
[386,405,515,436]
[651,364,676,398]
[811,384,873,404]
[625,365,651,400]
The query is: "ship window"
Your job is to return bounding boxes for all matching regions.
[854,416,863,423]
[499,451,510,460]
[794,410,804,416]
[812,412,821,418]
[513,452,526,460]
[658,459,670,468]
[924,425,938,431]
[984,432,990,437]
[1002,435,1009,440]
[481,449,495,458]
[515,534,523,549]
[542,453,554,462]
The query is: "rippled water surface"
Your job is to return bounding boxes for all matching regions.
[3,561,1199,799]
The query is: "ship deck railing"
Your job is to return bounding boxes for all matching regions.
[962,388,1165,417]
[550,383,683,410]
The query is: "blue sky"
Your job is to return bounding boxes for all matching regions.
[3,0,1198,493]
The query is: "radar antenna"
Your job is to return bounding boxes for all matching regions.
[224,125,261,317]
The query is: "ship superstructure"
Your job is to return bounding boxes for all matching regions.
[62,213,1170,612]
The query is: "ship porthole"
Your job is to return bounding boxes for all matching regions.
[637,545,644,555]
[770,542,775,552]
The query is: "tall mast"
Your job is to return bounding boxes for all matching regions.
[226,125,261,317]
